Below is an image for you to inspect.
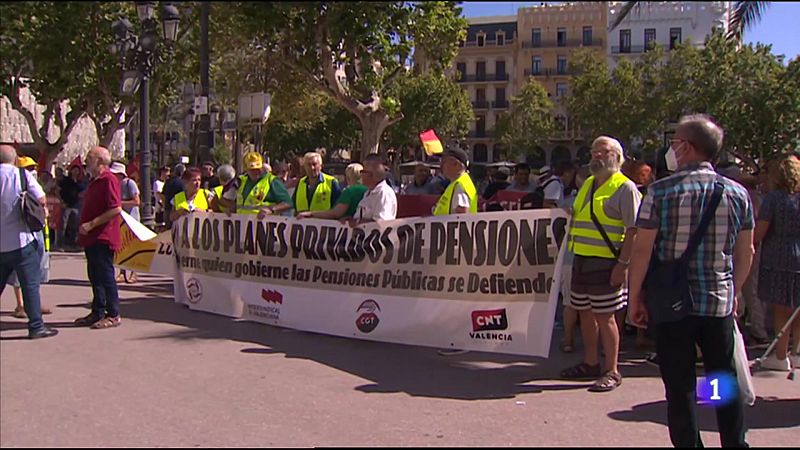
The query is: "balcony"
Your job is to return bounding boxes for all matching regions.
[472,100,490,109]
[457,73,510,83]
[523,68,575,78]
[611,45,645,54]
[462,38,515,48]
[467,130,494,139]
[491,101,509,109]
[521,38,604,49]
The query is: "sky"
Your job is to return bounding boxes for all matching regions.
[459,1,800,61]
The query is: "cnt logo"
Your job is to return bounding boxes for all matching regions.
[356,299,381,333]
[470,308,512,341]
[186,278,203,304]
[262,289,283,304]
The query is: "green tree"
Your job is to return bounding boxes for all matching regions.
[236,2,467,158]
[495,78,555,161]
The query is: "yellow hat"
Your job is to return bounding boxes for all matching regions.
[243,151,263,171]
[17,156,37,169]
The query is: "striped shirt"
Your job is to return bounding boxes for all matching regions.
[636,162,753,317]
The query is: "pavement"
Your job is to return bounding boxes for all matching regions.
[1,253,798,447]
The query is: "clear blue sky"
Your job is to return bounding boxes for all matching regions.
[459,2,800,61]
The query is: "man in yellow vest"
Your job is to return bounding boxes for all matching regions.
[219,152,292,219]
[293,152,342,214]
[433,147,478,216]
[560,136,641,393]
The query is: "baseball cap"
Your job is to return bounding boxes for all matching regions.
[17,156,37,169]
[441,147,469,166]
[243,151,263,171]
[109,162,127,176]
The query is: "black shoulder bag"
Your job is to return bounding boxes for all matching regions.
[645,181,724,324]
[589,182,621,260]
[18,168,46,232]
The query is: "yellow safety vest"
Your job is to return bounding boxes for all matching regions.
[237,174,275,214]
[569,172,637,258]
[434,172,478,215]
[295,173,336,212]
[173,189,211,212]
[213,185,228,213]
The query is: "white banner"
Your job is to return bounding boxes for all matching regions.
[170,210,569,357]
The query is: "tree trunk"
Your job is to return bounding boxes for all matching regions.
[358,111,391,160]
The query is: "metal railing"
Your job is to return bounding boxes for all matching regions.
[462,38,516,48]
[521,37,604,48]
[472,101,490,109]
[491,101,509,109]
[457,73,510,83]
[523,68,574,77]
[611,45,645,54]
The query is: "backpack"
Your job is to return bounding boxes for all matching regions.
[521,177,559,209]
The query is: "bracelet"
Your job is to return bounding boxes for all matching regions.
[617,258,630,266]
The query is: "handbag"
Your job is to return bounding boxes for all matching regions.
[18,168,46,232]
[733,321,756,406]
[645,181,724,324]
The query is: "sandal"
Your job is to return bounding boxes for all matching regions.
[74,313,102,327]
[12,306,27,319]
[126,272,138,284]
[588,370,622,392]
[560,341,575,353]
[90,316,122,329]
[560,362,601,380]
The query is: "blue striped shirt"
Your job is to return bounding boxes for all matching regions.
[636,162,753,317]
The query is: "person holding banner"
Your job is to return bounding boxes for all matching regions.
[170,167,214,221]
[210,164,236,214]
[220,152,293,219]
[560,136,640,392]
[298,163,367,220]
[351,155,397,224]
[293,152,342,214]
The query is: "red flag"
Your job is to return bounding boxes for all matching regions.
[419,129,443,156]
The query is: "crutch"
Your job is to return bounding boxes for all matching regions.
[751,304,800,381]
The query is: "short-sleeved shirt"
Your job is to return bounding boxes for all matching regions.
[403,178,443,196]
[758,190,800,273]
[541,175,565,203]
[78,169,122,250]
[507,181,537,193]
[120,177,140,221]
[337,184,368,218]
[575,176,641,229]
[355,180,397,221]
[636,162,754,317]
[0,164,45,252]
[153,179,165,213]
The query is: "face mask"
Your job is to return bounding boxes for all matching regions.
[665,146,679,172]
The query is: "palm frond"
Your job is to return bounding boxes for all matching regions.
[609,1,638,31]
[726,1,770,41]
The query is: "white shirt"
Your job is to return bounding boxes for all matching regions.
[355,180,397,221]
[153,179,165,213]
[1,164,45,252]
[542,175,564,203]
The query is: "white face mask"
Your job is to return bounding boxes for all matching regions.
[665,146,679,172]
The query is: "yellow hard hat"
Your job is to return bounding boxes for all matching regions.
[17,156,37,169]
[243,151,263,171]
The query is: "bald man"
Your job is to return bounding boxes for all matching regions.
[74,146,124,329]
[0,145,57,338]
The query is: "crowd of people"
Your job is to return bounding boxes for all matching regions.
[2,113,798,447]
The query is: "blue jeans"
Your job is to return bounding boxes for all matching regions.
[0,241,45,332]
[85,243,120,319]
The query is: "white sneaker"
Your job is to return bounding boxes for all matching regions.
[760,353,791,372]
[790,354,800,369]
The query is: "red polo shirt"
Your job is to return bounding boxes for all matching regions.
[78,168,122,250]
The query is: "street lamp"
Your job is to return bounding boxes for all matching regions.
[111,2,180,229]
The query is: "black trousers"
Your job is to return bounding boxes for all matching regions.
[655,314,748,448]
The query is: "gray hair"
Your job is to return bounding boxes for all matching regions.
[678,114,724,160]
[345,163,364,186]
[303,152,322,165]
[173,163,186,177]
[217,164,236,184]
[0,145,17,164]
[591,136,625,165]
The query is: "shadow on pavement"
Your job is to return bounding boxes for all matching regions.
[608,397,800,430]
[113,290,668,401]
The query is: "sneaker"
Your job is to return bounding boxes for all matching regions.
[437,349,470,356]
[760,353,791,372]
[790,354,800,369]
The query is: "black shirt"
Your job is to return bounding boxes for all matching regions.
[483,181,510,200]
[202,176,220,190]
[59,177,85,208]
[162,176,185,216]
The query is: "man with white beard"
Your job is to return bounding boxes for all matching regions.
[559,136,641,392]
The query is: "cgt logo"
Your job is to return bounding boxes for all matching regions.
[186,278,203,304]
[471,308,508,332]
[356,299,380,333]
[261,289,283,304]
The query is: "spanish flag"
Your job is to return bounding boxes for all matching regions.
[419,129,443,156]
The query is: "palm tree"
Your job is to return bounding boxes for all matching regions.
[609,1,771,42]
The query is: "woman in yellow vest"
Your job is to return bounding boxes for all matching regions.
[170,167,212,222]
[293,152,343,214]
[433,148,478,216]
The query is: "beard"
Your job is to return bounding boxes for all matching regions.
[589,156,619,175]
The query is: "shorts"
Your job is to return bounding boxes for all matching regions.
[570,255,627,314]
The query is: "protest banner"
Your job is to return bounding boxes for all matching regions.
[169,209,569,357]
[114,211,176,276]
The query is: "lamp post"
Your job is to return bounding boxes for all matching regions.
[112,1,180,229]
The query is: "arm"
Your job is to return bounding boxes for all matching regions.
[733,229,755,295]
[628,227,657,327]
[261,179,293,215]
[753,220,770,246]
[169,204,188,222]
[330,179,343,205]
[299,203,349,220]
[81,207,123,235]
[122,193,141,209]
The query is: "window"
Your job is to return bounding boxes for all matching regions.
[476,61,486,81]
[476,88,486,103]
[557,56,567,75]
[557,27,567,47]
[497,32,505,46]
[532,56,542,75]
[556,83,567,97]
[476,115,486,136]
[495,87,506,105]
[670,27,682,50]
[473,144,488,163]
[619,29,631,53]
[456,62,466,81]
[477,34,485,47]
[531,28,541,47]
[495,60,506,80]
[644,28,656,51]
[582,26,593,46]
